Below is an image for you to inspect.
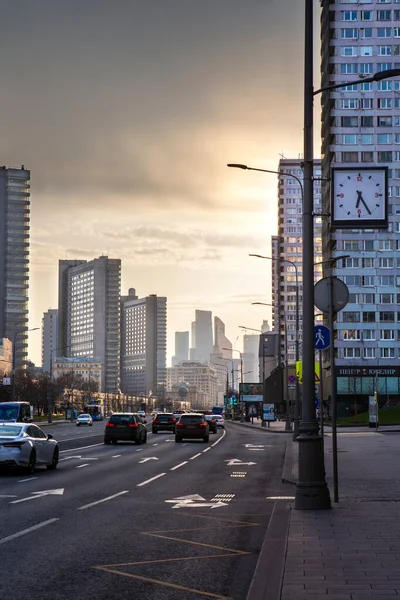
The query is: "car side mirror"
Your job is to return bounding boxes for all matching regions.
[47,434,53,440]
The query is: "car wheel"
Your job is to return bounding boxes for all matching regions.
[152,429,157,434]
[76,423,80,426]
[175,437,182,443]
[112,439,118,445]
[143,432,147,444]
[89,423,93,426]
[135,435,142,445]
[27,450,36,474]
[203,436,209,443]
[104,438,111,445]
[47,447,59,470]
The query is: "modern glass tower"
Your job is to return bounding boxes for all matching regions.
[0,166,31,369]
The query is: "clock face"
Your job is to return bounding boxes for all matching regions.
[331,167,388,229]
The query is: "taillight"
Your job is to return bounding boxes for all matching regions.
[129,423,138,428]
[106,423,115,427]
[200,423,207,427]
[176,422,184,427]
[170,418,176,423]
[153,419,159,423]
[2,441,26,449]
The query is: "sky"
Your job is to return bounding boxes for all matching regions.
[0,0,321,366]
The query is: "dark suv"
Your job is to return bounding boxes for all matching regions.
[175,413,209,443]
[104,413,147,445]
[152,413,176,434]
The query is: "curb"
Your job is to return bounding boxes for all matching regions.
[34,421,72,427]
[281,439,299,486]
[227,420,294,434]
[246,501,290,600]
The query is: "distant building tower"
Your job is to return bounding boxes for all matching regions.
[172,331,189,366]
[120,290,167,398]
[58,256,121,393]
[0,166,31,369]
[191,310,213,363]
[42,309,58,373]
[213,316,232,359]
[243,334,260,383]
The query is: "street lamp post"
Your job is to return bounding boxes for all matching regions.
[11,327,40,402]
[223,348,243,421]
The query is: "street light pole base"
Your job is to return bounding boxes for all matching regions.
[293,417,300,441]
[285,415,292,432]
[295,433,331,510]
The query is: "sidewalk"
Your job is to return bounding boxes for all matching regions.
[241,420,400,600]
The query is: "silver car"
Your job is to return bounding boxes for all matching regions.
[0,422,59,474]
[76,414,93,426]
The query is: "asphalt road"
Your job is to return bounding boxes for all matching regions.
[0,421,289,600]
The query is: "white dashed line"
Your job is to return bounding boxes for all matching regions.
[170,461,188,471]
[112,455,121,459]
[78,491,129,510]
[202,448,211,453]
[60,443,103,454]
[17,477,38,483]
[136,448,143,452]
[0,519,59,545]
[76,464,90,469]
[137,473,166,487]
[190,453,202,460]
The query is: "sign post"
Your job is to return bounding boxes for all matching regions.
[314,325,330,454]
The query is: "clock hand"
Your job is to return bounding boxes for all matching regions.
[356,190,371,215]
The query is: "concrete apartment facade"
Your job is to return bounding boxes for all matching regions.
[120,289,167,398]
[166,360,219,406]
[0,166,31,369]
[320,1,400,412]
[58,256,121,393]
[271,158,322,364]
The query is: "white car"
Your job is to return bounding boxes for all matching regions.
[213,415,225,428]
[0,422,59,474]
[76,414,93,426]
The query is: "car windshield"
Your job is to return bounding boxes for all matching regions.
[0,407,18,420]
[0,425,23,437]
[79,415,90,418]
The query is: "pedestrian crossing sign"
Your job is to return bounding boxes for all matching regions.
[296,361,320,384]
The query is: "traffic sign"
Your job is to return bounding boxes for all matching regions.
[296,361,320,384]
[288,375,296,385]
[314,325,330,350]
[315,396,319,408]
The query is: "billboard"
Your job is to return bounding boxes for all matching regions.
[239,383,263,403]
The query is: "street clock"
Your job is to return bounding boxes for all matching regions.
[331,167,388,229]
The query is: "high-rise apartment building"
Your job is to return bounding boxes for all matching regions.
[58,256,121,393]
[120,289,167,397]
[190,310,213,363]
[172,331,189,366]
[0,166,31,369]
[320,2,400,408]
[271,159,322,363]
[42,309,58,373]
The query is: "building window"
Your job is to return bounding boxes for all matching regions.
[361,151,374,162]
[363,347,375,359]
[378,133,393,143]
[343,311,360,323]
[341,28,359,38]
[343,347,361,358]
[342,151,359,162]
[363,311,376,323]
[381,329,395,340]
[363,330,375,341]
[342,329,361,340]
[362,275,375,286]
[380,311,395,322]
[378,151,393,162]
[360,45,373,56]
[343,240,359,251]
[377,28,392,37]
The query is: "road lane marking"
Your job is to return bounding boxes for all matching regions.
[137,473,166,487]
[60,443,103,453]
[231,472,247,478]
[0,495,17,498]
[0,519,59,545]
[202,448,211,453]
[76,464,90,469]
[190,453,202,460]
[78,491,129,510]
[136,448,143,452]
[211,429,226,446]
[139,457,158,463]
[170,461,188,471]
[17,477,38,483]
[211,494,235,503]
[112,455,121,458]
[10,489,65,504]
[152,443,158,446]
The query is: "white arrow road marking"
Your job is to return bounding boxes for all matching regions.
[165,494,229,509]
[170,501,228,509]
[138,457,159,464]
[225,459,257,466]
[10,489,64,504]
[0,518,59,546]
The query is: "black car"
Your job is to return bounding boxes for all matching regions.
[175,413,209,443]
[152,413,176,434]
[204,414,218,433]
[104,413,147,445]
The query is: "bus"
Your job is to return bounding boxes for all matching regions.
[211,405,224,416]
[0,401,32,422]
[84,403,104,421]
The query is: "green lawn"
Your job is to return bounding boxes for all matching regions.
[34,414,66,422]
[326,406,400,426]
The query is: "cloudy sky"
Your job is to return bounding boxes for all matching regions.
[0,0,321,365]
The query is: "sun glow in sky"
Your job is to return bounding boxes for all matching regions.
[0,0,321,365]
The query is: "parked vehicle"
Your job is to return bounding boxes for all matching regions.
[0,422,59,473]
[104,413,147,445]
[175,413,209,443]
